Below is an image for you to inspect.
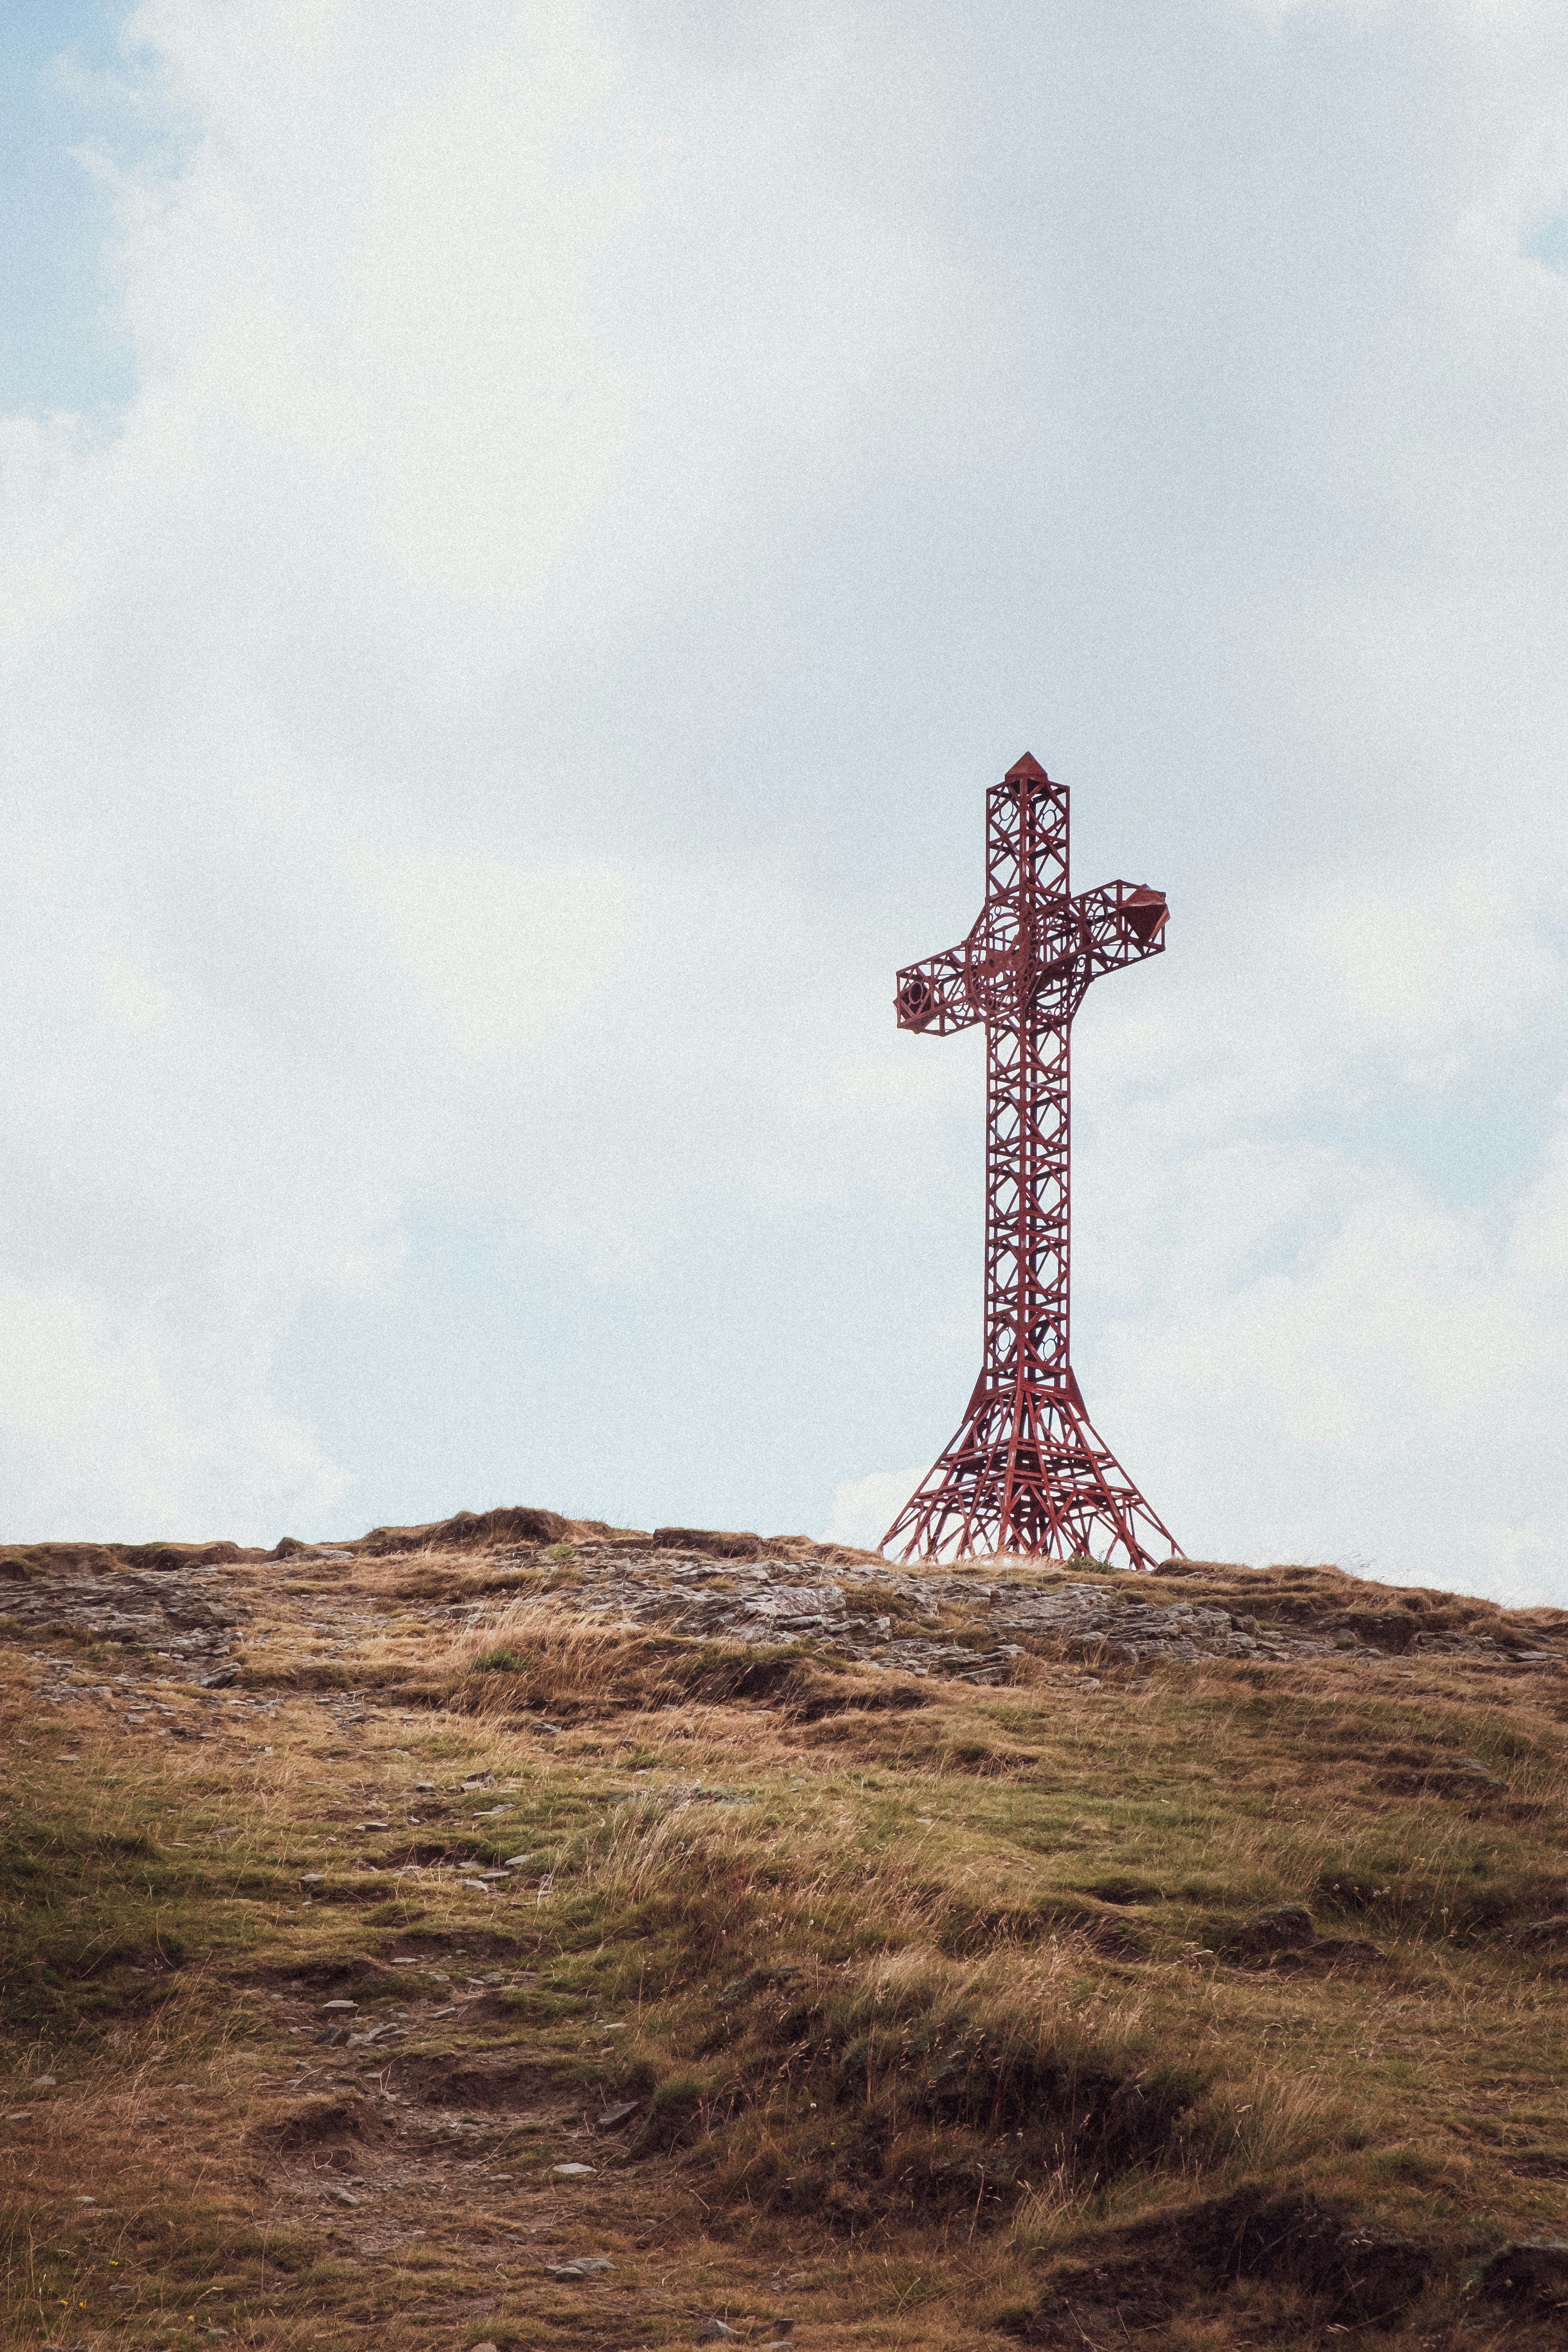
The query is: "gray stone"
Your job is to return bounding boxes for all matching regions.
[1478,2240,1568,2307]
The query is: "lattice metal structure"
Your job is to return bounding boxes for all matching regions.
[882,752,1181,1567]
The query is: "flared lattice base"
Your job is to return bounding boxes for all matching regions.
[882,1381,1179,1567]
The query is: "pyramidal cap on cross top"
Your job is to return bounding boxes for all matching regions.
[881,752,1183,1570]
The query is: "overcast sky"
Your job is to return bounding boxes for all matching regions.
[3,0,1567,1598]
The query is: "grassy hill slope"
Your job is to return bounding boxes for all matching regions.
[2,1518,1566,2349]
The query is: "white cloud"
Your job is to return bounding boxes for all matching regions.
[1069,859,1568,1600]
[1104,1147,1568,1607]
[0,1277,346,1539]
[0,0,995,1540]
[827,1466,928,1552]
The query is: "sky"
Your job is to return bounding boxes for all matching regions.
[2,0,1568,1600]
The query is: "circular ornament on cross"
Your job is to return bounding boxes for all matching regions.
[896,974,937,1025]
[963,896,1082,1018]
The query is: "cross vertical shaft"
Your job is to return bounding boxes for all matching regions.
[882,752,1181,1567]
[981,763,1069,1399]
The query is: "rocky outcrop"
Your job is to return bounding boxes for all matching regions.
[447,1540,1565,1684]
[0,1564,241,1661]
[7,1511,1564,1693]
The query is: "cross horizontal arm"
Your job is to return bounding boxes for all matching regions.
[1073,881,1168,981]
[894,944,979,1035]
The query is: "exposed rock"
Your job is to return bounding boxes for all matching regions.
[1478,2239,1568,2309]
[0,1564,242,1666]
[479,1544,1406,1684]
[9,1512,1563,1706]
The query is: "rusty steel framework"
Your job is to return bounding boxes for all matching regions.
[882,753,1181,1567]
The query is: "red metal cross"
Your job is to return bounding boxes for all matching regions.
[883,753,1181,1566]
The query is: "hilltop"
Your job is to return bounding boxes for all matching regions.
[2,1511,1566,2349]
